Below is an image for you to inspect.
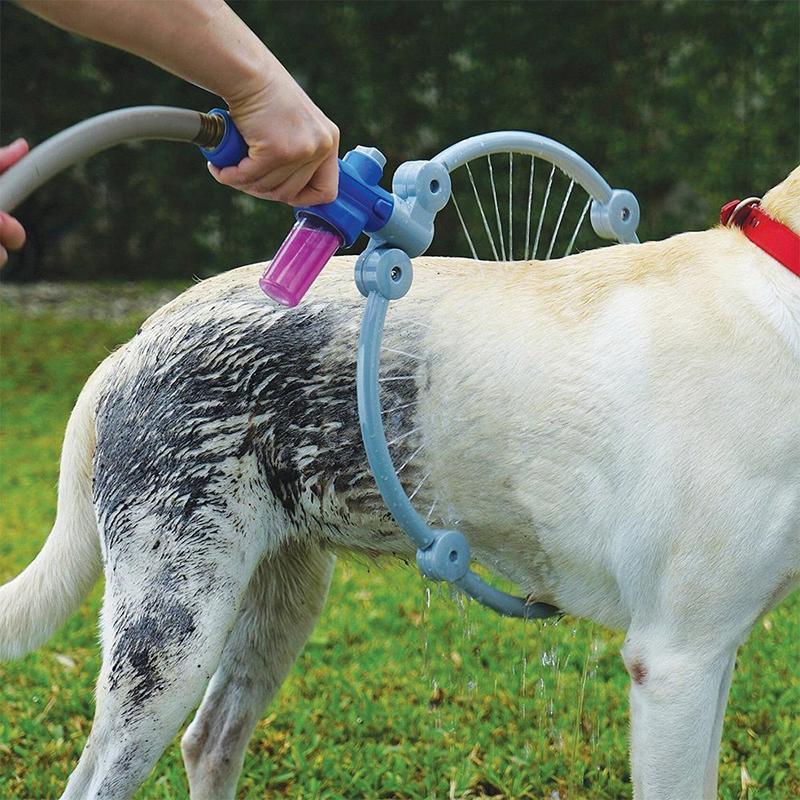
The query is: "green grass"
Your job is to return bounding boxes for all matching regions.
[1,304,798,799]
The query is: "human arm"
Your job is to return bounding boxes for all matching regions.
[18,0,339,205]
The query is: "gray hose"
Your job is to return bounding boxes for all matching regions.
[0,106,217,211]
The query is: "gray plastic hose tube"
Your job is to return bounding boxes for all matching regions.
[0,106,222,211]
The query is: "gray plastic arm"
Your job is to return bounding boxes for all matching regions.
[354,131,641,621]
[434,131,640,244]
[434,130,615,200]
[357,290,437,551]
[356,273,558,620]
[0,106,209,211]
[454,571,558,619]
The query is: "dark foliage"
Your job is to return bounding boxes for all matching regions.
[1,0,798,282]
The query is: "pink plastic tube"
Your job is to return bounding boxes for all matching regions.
[259,215,344,307]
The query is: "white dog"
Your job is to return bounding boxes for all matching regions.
[1,166,798,800]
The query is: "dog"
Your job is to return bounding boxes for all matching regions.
[1,165,798,800]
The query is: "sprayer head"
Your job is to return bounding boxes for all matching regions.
[259,146,395,306]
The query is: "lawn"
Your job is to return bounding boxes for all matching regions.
[1,298,798,799]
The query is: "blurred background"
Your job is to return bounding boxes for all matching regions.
[1,0,798,282]
[1,4,799,797]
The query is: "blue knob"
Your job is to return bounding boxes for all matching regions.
[344,146,386,185]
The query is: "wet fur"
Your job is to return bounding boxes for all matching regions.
[1,167,799,799]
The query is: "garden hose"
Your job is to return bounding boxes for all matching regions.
[0,105,245,212]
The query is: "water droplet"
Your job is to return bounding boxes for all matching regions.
[541,649,557,668]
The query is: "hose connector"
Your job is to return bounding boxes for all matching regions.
[198,108,248,168]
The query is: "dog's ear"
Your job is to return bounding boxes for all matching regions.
[761,164,800,235]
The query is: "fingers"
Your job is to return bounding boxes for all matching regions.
[283,151,340,207]
[0,211,26,251]
[256,159,321,204]
[218,154,330,206]
[209,123,339,207]
[208,156,298,198]
[0,211,27,267]
[209,154,294,193]
[0,211,26,267]
[0,138,30,267]
[212,72,340,209]
[0,138,29,171]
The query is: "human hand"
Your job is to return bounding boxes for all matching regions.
[0,138,29,268]
[208,67,339,208]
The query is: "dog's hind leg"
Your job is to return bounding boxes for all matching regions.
[180,544,334,800]
[59,515,266,800]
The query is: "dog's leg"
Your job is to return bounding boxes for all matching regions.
[59,521,265,800]
[181,545,335,800]
[702,649,737,798]
[623,631,740,800]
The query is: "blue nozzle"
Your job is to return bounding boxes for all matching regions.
[200,108,248,168]
[297,146,395,247]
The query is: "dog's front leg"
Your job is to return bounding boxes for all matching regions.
[701,649,737,797]
[623,633,738,800]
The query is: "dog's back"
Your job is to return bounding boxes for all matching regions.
[85,226,800,622]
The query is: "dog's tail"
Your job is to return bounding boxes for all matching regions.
[0,360,110,661]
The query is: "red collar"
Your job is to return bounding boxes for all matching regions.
[720,198,800,278]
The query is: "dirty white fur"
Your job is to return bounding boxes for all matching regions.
[1,166,799,800]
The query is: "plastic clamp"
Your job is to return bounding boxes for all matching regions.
[416,530,471,583]
[590,189,640,243]
[355,246,413,299]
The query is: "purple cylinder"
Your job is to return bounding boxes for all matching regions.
[259,215,344,307]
